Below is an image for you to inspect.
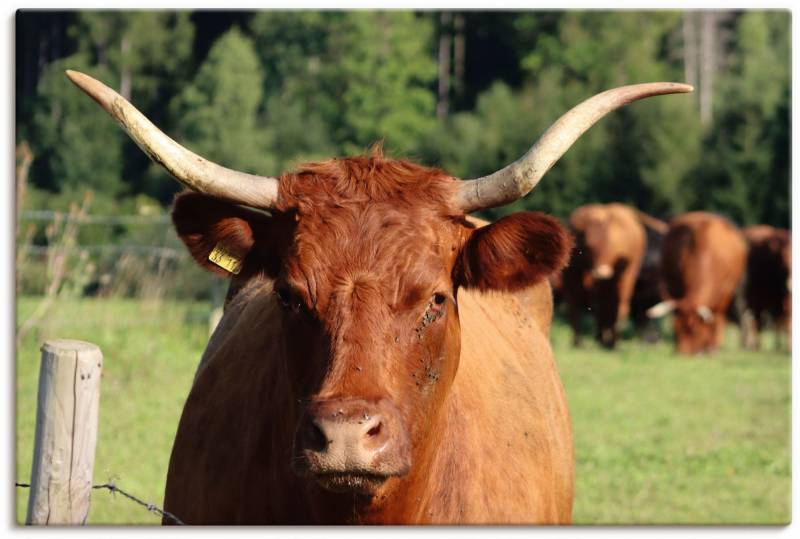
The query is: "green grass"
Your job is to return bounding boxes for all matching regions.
[552,321,791,524]
[15,296,210,525]
[15,296,791,524]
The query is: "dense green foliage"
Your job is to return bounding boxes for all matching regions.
[16,10,790,227]
[15,297,790,524]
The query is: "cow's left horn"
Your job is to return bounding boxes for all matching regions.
[65,70,280,209]
[647,300,676,319]
[455,82,694,213]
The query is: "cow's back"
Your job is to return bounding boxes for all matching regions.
[661,212,747,308]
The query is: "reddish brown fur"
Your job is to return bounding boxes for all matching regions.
[457,213,573,293]
[659,212,747,355]
[560,203,646,348]
[742,225,791,350]
[166,150,574,524]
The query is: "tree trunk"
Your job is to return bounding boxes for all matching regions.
[119,35,132,101]
[699,11,718,127]
[437,12,452,120]
[453,13,466,101]
[682,11,698,90]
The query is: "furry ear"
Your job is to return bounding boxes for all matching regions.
[455,212,573,292]
[171,192,288,278]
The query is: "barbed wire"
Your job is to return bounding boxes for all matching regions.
[15,481,184,525]
[21,244,186,259]
[19,210,171,225]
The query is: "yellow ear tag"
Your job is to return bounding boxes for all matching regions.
[208,243,244,275]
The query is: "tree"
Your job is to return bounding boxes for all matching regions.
[688,11,790,227]
[30,54,125,197]
[69,12,196,199]
[249,11,340,170]
[164,27,273,193]
[250,11,438,162]
[425,12,701,222]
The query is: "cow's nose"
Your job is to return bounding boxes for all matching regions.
[293,398,410,482]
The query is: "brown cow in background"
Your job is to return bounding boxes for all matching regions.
[740,225,791,350]
[67,69,691,524]
[647,212,747,355]
[561,203,665,348]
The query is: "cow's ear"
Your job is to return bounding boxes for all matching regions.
[455,212,573,292]
[171,192,288,278]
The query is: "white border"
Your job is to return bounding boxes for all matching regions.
[3,3,796,538]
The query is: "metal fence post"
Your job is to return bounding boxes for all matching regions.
[25,340,103,525]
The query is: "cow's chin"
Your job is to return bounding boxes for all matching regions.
[312,471,390,496]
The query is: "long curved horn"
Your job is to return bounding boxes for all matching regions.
[455,82,694,213]
[65,70,279,209]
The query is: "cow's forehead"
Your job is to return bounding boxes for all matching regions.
[284,200,460,312]
[274,153,465,302]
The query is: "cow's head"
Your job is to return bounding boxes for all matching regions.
[169,151,571,495]
[647,299,715,354]
[66,70,691,496]
[571,205,631,284]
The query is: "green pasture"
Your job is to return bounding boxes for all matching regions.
[15,296,791,525]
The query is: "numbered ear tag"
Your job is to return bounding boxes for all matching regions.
[208,243,244,275]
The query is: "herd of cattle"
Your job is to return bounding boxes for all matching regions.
[66,69,787,525]
[555,203,791,355]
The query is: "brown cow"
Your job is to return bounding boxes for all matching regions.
[647,212,747,355]
[561,203,663,348]
[67,70,691,524]
[740,225,791,350]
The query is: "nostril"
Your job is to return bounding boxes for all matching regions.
[303,420,328,452]
[366,422,382,438]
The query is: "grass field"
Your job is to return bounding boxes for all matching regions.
[15,296,791,525]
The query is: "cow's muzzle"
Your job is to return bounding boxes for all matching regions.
[291,398,411,496]
[591,264,614,280]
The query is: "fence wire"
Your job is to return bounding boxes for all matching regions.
[15,481,184,525]
[19,210,172,225]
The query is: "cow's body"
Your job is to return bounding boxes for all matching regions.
[165,274,573,524]
[741,225,791,350]
[658,212,747,354]
[561,203,646,348]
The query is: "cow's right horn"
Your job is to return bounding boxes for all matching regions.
[647,300,677,319]
[696,305,714,324]
[65,70,280,209]
[455,82,694,213]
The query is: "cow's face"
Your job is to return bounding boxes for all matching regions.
[673,305,714,354]
[172,152,571,496]
[574,217,619,285]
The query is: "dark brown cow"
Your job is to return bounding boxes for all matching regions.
[67,70,691,524]
[629,224,666,343]
[741,225,791,350]
[561,203,662,348]
[647,212,747,355]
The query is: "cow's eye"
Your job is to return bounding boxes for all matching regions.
[429,293,448,316]
[275,286,299,311]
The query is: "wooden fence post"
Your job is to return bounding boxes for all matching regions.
[25,340,103,525]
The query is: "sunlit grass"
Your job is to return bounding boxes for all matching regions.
[15,297,791,524]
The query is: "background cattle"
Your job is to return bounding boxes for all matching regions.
[67,70,691,524]
[629,224,666,342]
[561,203,666,349]
[739,225,791,350]
[647,211,747,355]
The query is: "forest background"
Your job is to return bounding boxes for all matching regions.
[15,10,790,299]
